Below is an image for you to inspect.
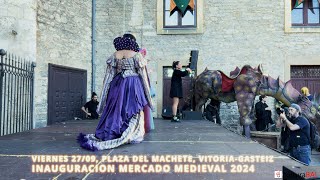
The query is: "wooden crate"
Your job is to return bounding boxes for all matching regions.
[250,131,281,150]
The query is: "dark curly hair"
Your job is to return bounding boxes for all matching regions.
[259,95,266,101]
[172,61,180,69]
[123,33,136,41]
[91,92,97,98]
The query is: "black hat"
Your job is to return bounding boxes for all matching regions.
[113,34,139,52]
[259,95,266,101]
[91,92,97,98]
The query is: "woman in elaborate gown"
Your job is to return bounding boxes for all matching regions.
[77,33,154,151]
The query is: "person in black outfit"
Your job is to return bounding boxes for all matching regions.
[279,103,311,165]
[170,61,192,122]
[255,95,274,131]
[81,92,99,119]
[205,99,221,124]
[276,105,292,153]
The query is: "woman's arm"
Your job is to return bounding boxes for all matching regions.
[97,55,116,114]
[175,69,190,77]
[135,53,147,68]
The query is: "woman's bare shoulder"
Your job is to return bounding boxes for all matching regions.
[114,50,137,59]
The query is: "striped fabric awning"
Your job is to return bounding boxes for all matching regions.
[170,0,194,17]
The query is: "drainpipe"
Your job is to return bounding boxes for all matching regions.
[91,0,96,93]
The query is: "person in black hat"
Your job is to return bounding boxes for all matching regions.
[255,95,274,131]
[279,103,311,165]
[276,104,292,153]
[81,92,99,119]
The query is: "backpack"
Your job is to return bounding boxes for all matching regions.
[308,120,320,151]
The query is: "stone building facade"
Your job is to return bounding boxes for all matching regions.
[1,0,92,128]
[35,0,92,127]
[1,0,319,130]
[94,0,320,128]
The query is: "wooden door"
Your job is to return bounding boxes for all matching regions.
[48,64,87,125]
[291,65,320,95]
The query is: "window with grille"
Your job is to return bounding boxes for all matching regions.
[291,66,320,79]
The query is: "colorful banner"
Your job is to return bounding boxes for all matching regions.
[170,0,194,17]
[291,0,316,14]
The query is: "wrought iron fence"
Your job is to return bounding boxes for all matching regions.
[0,49,35,136]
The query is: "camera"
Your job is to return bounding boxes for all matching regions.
[276,108,284,115]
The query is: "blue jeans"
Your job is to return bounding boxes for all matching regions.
[290,145,311,165]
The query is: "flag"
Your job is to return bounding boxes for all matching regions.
[170,0,194,17]
[291,0,316,14]
[308,0,315,14]
[291,0,304,9]
[295,0,305,8]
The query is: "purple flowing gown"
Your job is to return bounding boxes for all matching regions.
[78,53,153,151]
[95,73,148,140]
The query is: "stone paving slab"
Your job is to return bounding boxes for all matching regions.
[0,119,319,180]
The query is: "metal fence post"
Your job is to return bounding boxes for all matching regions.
[0,49,7,135]
[30,62,36,129]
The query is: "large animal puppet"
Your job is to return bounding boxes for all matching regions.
[194,65,320,137]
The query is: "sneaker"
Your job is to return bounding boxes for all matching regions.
[171,116,181,123]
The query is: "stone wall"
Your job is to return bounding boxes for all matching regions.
[3,0,318,129]
[34,0,91,127]
[94,0,320,129]
[0,0,37,60]
[94,0,159,116]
